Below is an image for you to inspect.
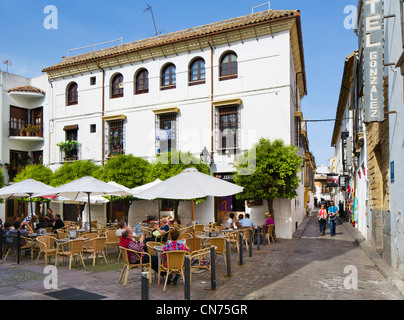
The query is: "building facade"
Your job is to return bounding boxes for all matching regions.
[1,9,313,239]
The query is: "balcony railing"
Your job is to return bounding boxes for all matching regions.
[9,121,43,137]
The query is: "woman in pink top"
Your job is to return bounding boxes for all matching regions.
[317,204,328,236]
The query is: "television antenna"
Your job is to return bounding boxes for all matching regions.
[144,4,165,36]
[2,58,12,73]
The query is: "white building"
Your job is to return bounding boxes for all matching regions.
[2,10,311,239]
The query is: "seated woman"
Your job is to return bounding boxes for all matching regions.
[119,229,158,272]
[146,218,170,243]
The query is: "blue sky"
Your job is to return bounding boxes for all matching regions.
[0,0,358,167]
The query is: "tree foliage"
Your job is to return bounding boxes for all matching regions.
[50,160,102,187]
[99,154,151,189]
[14,164,53,185]
[148,150,210,182]
[234,138,302,215]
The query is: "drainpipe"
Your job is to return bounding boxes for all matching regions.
[47,78,54,167]
[97,60,105,166]
[207,36,214,163]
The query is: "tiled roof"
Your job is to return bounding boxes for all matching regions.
[43,10,299,72]
[8,86,45,95]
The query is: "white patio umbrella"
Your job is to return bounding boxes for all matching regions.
[34,176,133,232]
[131,179,163,224]
[0,179,55,217]
[135,168,244,245]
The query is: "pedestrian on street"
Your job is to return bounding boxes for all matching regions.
[317,204,327,236]
[328,200,338,236]
[338,200,344,218]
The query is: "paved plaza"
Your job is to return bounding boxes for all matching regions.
[0,211,402,300]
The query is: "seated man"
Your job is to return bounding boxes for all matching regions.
[52,214,65,233]
[115,221,134,237]
[238,213,254,228]
[119,229,158,272]
[161,228,188,285]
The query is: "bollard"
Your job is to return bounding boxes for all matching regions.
[0,229,3,260]
[256,226,261,251]
[238,233,243,265]
[184,255,191,300]
[210,246,216,290]
[141,272,149,300]
[17,231,21,264]
[249,228,253,257]
[262,225,266,245]
[226,239,231,276]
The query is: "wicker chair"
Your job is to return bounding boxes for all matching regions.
[185,237,203,253]
[55,239,86,270]
[83,237,107,266]
[208,237,227,267]
[266,224,275,244]
[119,246,152,286]
[35,235,58,265]
[56,229,70,240]
[105,230,120,255]
[178,233,192,240]
[194,224,205,232]
[190,247,214,283]
[159,250,187,292]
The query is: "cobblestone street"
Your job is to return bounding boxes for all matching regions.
[0,212,402,300]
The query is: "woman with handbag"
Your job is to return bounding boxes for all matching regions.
[317,204,328,236]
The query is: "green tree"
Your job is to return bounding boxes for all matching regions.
[234,138,302,218]
[99,154,151,189]
[50,160,102,187]
[14,164,53,185]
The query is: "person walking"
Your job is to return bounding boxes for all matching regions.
[317,204,328,236]
[328,200,339,236]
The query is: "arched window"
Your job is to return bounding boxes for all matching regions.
[67,82,78,106]
[135,69,149,94]
[161,64,176,90]
[219,52,238,80]
[189,58,206,85]
[111,73,124,98]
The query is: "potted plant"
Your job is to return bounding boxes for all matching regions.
[25,124,33,136]
[57,140,79,161]
[19,127,26,136]
[32,125,41,136]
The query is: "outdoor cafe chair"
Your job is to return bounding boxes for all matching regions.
[2,234,35,262]
[189,247,215,283]
[55,239,86,270]
[194,224,205,232]
[178,233,192,240]
[158,250,188,292]
[35,235,58,266]
[83,237,107,266]
[105,230,120,255]
[56,229,70,240]
[266,224,275,244]
[208,237,227,268]
[118,246,152,286]
[185,237,203,253]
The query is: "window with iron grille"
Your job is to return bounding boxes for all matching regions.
[107,120,125,157]
[216,105,239,151]
[156,113,176,154]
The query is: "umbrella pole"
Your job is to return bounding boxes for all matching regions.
[87,192,92,232]
[192,199,196,250]
[158,199,161,228]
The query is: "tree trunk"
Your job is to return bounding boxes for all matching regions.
[267,199,275,220]
[173,200,180,222]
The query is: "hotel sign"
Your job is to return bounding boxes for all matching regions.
[363,0,384,123]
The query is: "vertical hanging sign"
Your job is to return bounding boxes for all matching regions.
[363,0,385,123]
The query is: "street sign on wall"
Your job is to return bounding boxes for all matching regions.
[362,0,385,123]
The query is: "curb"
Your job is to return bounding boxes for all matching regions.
[293,211,315,239]
[338,217,404,298]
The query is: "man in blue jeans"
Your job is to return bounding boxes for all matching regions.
[328,200,339,236]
